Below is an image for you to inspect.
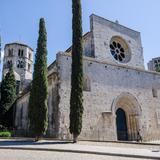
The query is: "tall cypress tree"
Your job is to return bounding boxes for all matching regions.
[70,0,83,143]
[28,18,48,141]
[0,66,16,124]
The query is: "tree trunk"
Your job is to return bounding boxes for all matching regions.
[73,134,78,143]
[35,136,39,142]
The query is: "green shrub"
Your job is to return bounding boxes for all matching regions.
[0,131,11,137]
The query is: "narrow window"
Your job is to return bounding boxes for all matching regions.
[83,75,91,91]
[7,60,12,68]
[29,53,31,60]
[8,49,13,56]
[7,61,10,67]
[20,61,24,68]
[8,49,11,56]
[152,88,158,98]
[28,63,31,71]
[21,50,24,57]
[17,60,20,68]
[18,49,21,56]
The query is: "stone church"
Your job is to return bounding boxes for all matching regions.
[3,14,160,141]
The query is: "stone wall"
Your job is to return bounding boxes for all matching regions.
[14,62,59,137]
[15,92,30,136]
[66,32,94,58]
[3,43,33,91]
[57,53,160,141]
[90,14,144,70]
[47,72,59,137]
[14,14,160,142]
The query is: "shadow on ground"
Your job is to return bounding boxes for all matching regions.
[0,140,72,146]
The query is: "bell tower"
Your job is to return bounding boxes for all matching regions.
[2,42,33,93]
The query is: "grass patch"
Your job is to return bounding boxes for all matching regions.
[0,131,11,137]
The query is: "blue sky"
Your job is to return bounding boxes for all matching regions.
[1,0,160,80]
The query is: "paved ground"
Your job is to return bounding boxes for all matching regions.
[0,139,160,159]
[0,149,143,160]
[149,140,160,144]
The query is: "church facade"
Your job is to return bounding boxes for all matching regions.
[4,14,160,141]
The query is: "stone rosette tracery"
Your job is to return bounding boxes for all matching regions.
[110,37,131,63]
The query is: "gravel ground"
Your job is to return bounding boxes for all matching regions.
[0,149,147,160]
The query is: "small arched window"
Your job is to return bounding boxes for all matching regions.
[83,75,91,91]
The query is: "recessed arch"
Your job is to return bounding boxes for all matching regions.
[116,108,128,140]
[111,92,142,116]
[111,92,142,141]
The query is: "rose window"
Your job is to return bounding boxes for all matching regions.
[109,37,131,63]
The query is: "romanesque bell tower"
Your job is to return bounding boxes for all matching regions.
[2,42,33,93]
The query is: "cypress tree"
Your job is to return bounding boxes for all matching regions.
[0,66,16,124]
[28,18,48,141]
[70,0,83,143]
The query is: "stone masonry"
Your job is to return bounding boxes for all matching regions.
[3,42,33,92]
[14,14,160,141]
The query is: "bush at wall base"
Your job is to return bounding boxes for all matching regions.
[0,131,11,137]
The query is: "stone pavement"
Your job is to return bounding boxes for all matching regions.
[0,149,145,160]
[0,139,160,159]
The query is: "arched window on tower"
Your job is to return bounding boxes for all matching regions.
[8,49,13,56]
[18,49,21,57]
[17,60,20,68]
[20,61,24,68]
[83,75,91,91]
[7,60,12,68]
[18,49,24,57]
[17,60,24,68]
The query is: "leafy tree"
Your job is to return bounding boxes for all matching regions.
[156,66,160,72]
[70,0,84,143]
[0,66,16,125]
[28,18,48,141]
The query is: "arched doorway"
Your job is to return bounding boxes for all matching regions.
[112,93,142,141]
[116,108,128,141]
